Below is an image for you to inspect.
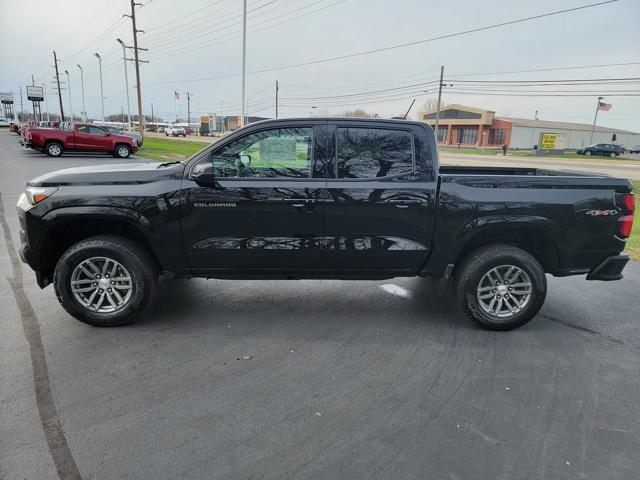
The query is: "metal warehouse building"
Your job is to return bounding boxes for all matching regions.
[419,104,640,150]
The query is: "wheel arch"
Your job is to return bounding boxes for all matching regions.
[38,208,162,285]
[453,223,560,275]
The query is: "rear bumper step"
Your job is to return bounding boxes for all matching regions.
[586,253,630,281]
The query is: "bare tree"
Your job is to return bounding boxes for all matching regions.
[420,97,441,112]
[342,109,376,118]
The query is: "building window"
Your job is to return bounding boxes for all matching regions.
[458,127,478,144]
[433,125,447,142]
[489,128,505,145]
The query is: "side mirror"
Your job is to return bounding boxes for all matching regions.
[105,132,111,136]
[190,160,218,186]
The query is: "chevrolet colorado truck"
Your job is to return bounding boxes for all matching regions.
[25,122,138,158]
[17,118,635,330]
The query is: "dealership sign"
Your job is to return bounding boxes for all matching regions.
[0,92,13,104]
[26,85,44,102]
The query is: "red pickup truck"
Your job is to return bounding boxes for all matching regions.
[25,123,138,158]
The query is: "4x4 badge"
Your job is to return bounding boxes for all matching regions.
[586,209,618,216]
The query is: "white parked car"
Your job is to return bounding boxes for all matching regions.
[165,125,186,137]
[0,118,10,127]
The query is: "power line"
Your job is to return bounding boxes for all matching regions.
[148,0,618,85]
[150,0,344,60]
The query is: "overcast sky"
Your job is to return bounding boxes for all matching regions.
[1,0,639,131]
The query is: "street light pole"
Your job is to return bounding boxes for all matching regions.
[77,64,86,121]
[41,84,50,122]
[590,96,603,144]
[240,0,247,127]
[64,70,73,121]
[94,53,104,123]
[434,65,444,140]
[116,38,132,130]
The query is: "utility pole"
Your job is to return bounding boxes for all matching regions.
[77,64,86,121]
[64,70,73,121]
[19,86,24,122]
[590,96,603,144]
[126,0,148,137]
[53,51,65,121]
[94,53,104,122]
[434,65,444,140]
[151,102,154,130]
[275,80,279,118]
[240,0,247,127]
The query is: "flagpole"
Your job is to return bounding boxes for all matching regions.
[590,96,603,144]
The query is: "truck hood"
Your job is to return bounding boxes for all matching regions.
[27,162,184,186]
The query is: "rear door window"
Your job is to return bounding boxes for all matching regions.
[336,127,414,179]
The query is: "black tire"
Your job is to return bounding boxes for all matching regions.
[54,235,157,327]
[114,144,131,158]
[454,245,546,331]
[609,152,616,158]
[585,150,592,156]
[45,142,63,157]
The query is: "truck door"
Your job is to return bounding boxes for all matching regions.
[74,125,111,151]
[323,121,436,273]
[181,122,327,273]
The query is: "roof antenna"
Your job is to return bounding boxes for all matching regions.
[402,98,416,119]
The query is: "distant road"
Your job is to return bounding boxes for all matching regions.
[441,152,640,180]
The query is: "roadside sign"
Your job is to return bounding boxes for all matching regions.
[539,132,567,150]
[26,86,44,102]
[0,92,14,104]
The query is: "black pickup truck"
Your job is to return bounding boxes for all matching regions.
[17,118,635,330]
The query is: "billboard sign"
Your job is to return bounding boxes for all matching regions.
[26,85,44,102]
[0,92,13,104]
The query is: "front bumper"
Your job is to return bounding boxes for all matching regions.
[586,253,630,281]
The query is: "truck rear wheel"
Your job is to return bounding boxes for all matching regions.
[45,142,63,157]
[54,235,157,327]
[454,245,546,331]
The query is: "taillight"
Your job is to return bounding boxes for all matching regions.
[616,193,635,239]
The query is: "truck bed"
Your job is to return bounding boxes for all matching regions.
[439,165,633,191]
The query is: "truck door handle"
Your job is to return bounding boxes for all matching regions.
[395,204,410,209]
[290,202,306,208]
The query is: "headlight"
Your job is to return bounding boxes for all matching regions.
[17,186,58,211]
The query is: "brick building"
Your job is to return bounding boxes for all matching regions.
[418,104,640,149]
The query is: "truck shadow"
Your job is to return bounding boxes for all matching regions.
[136,276,469,336]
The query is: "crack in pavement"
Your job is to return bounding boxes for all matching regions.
[0,194,82,479]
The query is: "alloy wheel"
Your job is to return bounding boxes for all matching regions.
[476,265,532,318]
[70,256,133,313]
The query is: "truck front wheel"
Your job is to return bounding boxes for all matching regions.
[54,235,157,327]
[454,245,546,331]
[115,144,131,158]
[45,142,63,157]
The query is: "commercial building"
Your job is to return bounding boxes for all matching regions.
[419,104,640,149]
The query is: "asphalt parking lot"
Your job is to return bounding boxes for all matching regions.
[1,130,639,479]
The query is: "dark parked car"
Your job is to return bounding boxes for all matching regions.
[18,118,635,330]
[576,143,624,157]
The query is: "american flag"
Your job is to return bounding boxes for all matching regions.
[174,91,180,100]
[598,101,612,111]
